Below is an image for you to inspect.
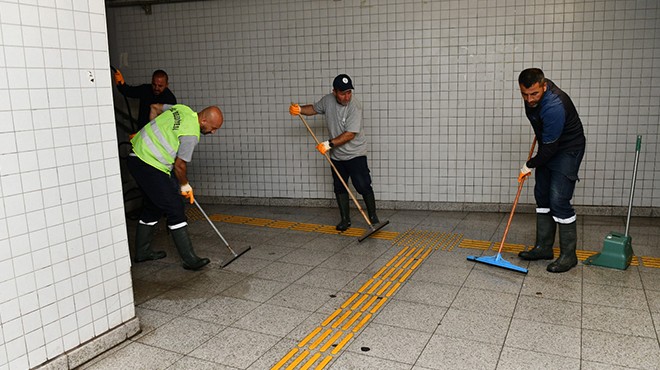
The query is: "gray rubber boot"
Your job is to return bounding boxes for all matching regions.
[363,192,380,224]
[134,223,166,263]
[547,221,578,273]
[518,213,556,261]
[335,193,351,231]
[170,226,210,270]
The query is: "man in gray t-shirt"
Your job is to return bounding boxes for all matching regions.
[290,74,382,231]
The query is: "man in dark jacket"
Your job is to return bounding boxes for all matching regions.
[114,68,177,130]
[516,68,586,273]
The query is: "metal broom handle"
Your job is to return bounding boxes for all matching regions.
[625,135,642,237]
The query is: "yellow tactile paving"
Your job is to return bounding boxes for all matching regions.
[244,217,274,226]
[642,256,660,268]
[459,239,493,250]
[270,228,461,369]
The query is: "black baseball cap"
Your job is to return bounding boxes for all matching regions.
[333,74,354,91]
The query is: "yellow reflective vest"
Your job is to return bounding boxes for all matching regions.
[131,104,200,175]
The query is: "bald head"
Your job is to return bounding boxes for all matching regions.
[198,106,224,135]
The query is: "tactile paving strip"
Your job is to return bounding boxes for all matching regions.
[188,209,658,269]
[271,229,463,369]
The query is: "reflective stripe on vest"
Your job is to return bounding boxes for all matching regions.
[131,105,200,174]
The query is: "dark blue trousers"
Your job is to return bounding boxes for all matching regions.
[127,155,187,226]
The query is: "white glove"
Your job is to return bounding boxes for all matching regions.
[316,141,331,155]
[180,183,194,204]
[518,164,532,183]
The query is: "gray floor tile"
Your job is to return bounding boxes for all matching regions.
[179,268,246,295]
[137,316,225,354]
[582,283,648,310]
[189,327,280,369]
[451,287,518,317]
[427,248,483,270]
[268,230,321,248]
[284,312,327,341]
[266,283,336,312]
[513,295,581,328]
[133,307,177,341]
[524,261,583,280]
[436,308,510,345]
[132,278,173,306]
[497,346,580,370]
[328,351,412,370]
[245,338,298,370]
[415,334,500,370]
[232,303,311,337]
[395,280,460,307]
[348,322,432,364]
[410,263,471,286]
[640,269,660,291]
[276,248,334,267]
[183,295,260,325]
[166,356,237,370]
[78,341,181,370]
[241,243,296,261]
[582,265,643,288]
[520,275,582,303]
[295,266,361,291]
[582,329,660,369]
[253,261,314,283]
[580,360,631,370]
[138,287,211,316]
[582,303,656,338]
[219,256,273,275]
[372,299,447,333]
[133,263,200,286]
[650,311,660,341]
[340,239,393,258]
[319,252,379,272]
[221,277,289,303]
[299,234,354,253]
[463,266,525,295]
[504,319,581,359]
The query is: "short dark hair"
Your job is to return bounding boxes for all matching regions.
[152,69,169,82]
[518,68,545,88]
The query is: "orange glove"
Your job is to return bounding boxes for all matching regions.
[180,183,194,204]
[114,68,125,85]
[518,164,532,183]
[289,103,301,116]
[316,141,331,155]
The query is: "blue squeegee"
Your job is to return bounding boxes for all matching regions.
[467,138,537,274]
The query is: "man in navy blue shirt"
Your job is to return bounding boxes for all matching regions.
[114,68,177,130]
[516,68,586,273]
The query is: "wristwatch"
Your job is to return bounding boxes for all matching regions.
[328,140,334,148]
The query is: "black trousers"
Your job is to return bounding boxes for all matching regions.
[330,155,374,196]
[127,155,187,226]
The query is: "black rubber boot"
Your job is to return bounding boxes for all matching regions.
[363,192,380,224]
[518,213,556,261]
[335,193,351,231]
[170,226,210,270]
[134,223,166,263]
[547,221,578,273]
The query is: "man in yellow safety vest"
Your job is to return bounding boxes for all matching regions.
[127,103,223,270]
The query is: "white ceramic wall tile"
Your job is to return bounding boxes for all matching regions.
[1,2,132,368]
[107,0,659,207]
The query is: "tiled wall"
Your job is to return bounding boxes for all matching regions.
[107,0,659,209]
[0,1,135,369]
